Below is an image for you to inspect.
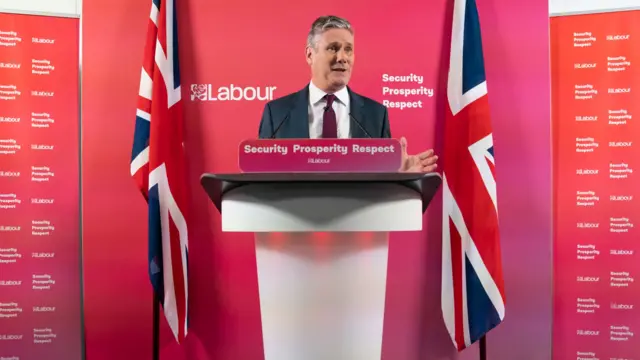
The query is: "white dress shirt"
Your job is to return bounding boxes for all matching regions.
[307,81,350,138]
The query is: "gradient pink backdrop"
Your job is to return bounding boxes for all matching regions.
[81,0,552,359]
[552,10,640,360]
[0,12,82,360]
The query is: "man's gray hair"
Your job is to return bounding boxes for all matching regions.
[306,15,353,49]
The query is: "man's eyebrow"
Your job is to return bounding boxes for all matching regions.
[326,41,353,47]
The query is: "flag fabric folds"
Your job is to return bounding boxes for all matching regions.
[130,0,189,343]
[441,0,506,351]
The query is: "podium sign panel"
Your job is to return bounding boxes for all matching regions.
[238,139,402,172]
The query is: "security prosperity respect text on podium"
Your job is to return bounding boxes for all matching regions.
[200,138,442,360]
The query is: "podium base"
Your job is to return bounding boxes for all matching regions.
[255,232,388,360]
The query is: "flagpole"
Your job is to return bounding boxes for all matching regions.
[479,335,487,360]
[153,291,160,360]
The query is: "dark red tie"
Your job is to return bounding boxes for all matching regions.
[322,94,337,138]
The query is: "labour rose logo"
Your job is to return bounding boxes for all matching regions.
[190,84,207,100]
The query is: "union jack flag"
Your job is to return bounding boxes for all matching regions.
[441,0,505,351]
[130,0,189,343]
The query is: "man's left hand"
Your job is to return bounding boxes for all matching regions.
[399,137,438,173]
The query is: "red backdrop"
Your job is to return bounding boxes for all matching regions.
[0,12,81,360]
[552,9,640,360]
[82,0,552,359]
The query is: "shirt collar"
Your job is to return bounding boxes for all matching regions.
[309,81,349,106]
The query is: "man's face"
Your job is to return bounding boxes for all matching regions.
[306,28,354,93]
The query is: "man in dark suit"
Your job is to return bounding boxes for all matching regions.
[258,15,438,173]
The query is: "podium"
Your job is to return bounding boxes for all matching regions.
[201,172,442,360]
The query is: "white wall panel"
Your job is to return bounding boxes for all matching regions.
[550,0,640,15]
[0,0,80,16]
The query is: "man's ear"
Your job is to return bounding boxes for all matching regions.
[305,46,313,65]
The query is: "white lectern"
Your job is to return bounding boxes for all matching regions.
[201,172,441,360]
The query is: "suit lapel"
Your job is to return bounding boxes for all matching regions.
[281,86,372,139]
[348,88,369,138]
[284,86,310,138]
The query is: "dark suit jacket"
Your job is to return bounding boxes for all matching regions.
[258,85,392,139]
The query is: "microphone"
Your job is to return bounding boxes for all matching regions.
[269,112,291,139]
[349,113,372,138]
